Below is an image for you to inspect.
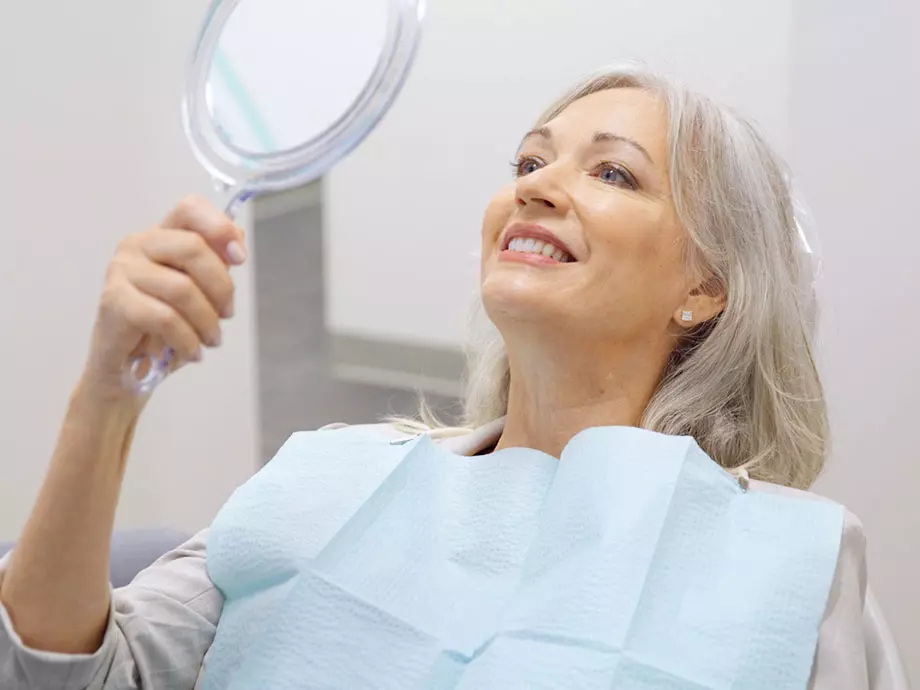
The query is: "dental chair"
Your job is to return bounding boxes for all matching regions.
[0,528,190,588]
[864,588,911,690]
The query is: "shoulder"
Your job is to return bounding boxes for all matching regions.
[217,422,420,515]
[271,421,418,460]
[749,480,866,557]
[751,481,868,637]
[241,422,421,498]
[257,421,441,491]
[749,481,873,687]
[315,421,417,442]
[210,424,426,574]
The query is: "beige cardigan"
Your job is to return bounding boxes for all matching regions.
[0,421,881,689]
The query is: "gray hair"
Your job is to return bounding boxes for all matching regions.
[415,64,828,490]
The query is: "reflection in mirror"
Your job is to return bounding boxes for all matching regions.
[208,0,389,155]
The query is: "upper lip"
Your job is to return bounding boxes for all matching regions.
[501,223,577,260]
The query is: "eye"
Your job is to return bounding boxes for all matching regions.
[592,162,638,189]
[511,156,545,178]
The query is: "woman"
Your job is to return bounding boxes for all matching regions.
[0,65,870,689]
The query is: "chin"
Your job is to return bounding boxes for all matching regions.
[481,269,565,326]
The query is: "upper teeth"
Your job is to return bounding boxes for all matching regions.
[507,237,573,262]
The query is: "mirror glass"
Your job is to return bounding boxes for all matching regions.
[207,0,390,156]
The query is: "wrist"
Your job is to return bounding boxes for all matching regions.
[69,374,146,433]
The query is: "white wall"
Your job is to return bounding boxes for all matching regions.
[0,1,259,539]
[790,0,920,678]
[327,0,919,679]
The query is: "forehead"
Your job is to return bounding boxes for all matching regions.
[542,88,669,159]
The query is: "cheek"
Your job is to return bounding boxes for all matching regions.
[581,204,688,316]
[588,203,683,276]
[481,184,516,256]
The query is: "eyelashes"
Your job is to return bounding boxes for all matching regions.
[510,155,639,190]
[509,155,544,177]
[592,161,638,189]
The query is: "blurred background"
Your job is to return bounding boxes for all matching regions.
[1,0,917,680]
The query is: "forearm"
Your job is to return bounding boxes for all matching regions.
[0,380,142,654]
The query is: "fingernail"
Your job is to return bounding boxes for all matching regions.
[226,241,247,265]
[190,346,204,363]
[210,329,223,347]
[221,301,235,319]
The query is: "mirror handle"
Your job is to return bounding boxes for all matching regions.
[122,187,254,395]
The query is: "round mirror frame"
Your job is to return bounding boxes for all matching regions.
[184,0,425,193]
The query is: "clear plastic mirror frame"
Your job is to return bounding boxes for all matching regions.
[184,0,425,196]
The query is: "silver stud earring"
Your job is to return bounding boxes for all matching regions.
[681,310,693,322]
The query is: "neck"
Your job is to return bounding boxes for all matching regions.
[495,332,671,458]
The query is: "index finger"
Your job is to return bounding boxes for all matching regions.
[163,195,248,266]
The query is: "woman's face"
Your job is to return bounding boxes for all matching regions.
[481,88,701,350]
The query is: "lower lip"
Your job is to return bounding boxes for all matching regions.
[498,250,568,266]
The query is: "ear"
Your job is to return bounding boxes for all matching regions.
[672,276,726,329]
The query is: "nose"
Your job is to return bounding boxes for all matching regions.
[514,166,568,211]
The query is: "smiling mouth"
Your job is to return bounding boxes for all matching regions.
[503,236,575,263]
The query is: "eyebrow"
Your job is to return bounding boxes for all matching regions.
[519,126,655,165]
